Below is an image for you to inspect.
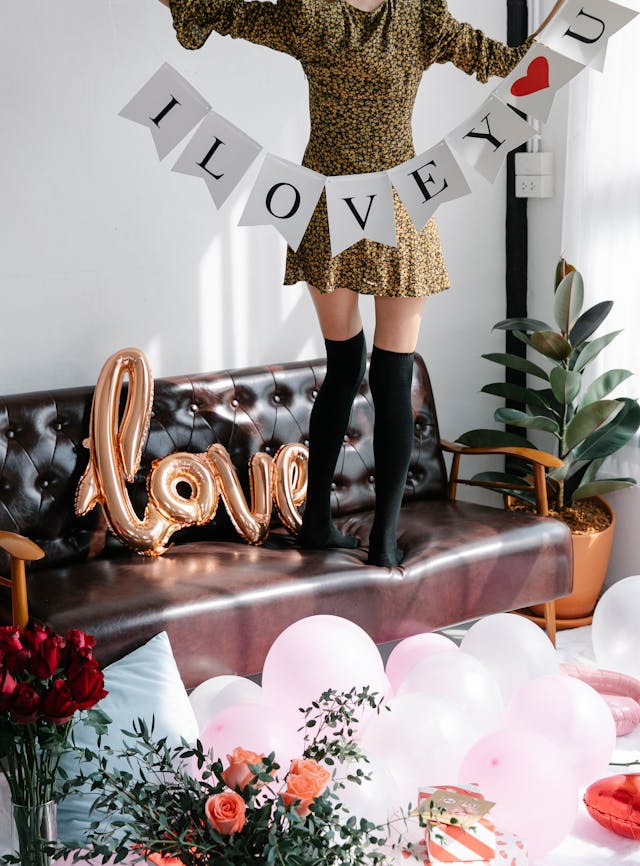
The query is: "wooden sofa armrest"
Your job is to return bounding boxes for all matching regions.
[0,532,45,628]
[440,440,565,647]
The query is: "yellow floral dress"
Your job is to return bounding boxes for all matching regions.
[169,0,533,297]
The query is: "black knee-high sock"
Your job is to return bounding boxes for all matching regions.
[367,345,415,567]
[299,330,367,549]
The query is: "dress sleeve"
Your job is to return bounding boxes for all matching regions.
[168,0,310,58]
[422,0,534,82]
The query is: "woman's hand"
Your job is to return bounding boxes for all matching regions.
[532,0,565,37]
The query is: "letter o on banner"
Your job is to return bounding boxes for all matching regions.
[265,182,301,220]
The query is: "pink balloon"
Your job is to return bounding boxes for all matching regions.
[199,702,304,774]
[385,633,458,692]
[507,675,616,786]
[459,725,578,858]
[261,615,390,723]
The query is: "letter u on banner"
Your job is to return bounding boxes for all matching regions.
[325,172,396,257]
[119,63,211,160]
[238,154,326,251]
[537,0,638,67]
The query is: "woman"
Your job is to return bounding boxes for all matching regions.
[159,0,560,566]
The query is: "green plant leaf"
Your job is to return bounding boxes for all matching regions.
[554,270,584,333]
[573,398,640,461]
[512,329,534,349]
[495,407,560,434]
[492,317,551,332]
[549,367,582,406]
[455,428,534,448]
[482,352,549,381]
[569,300,614,347]
[481,382,553,412]
[572,478,636,500]
[572,330,623,373]
[564,400,622,452]
[578,369,633,409]
[530,331,573,361]
[555,258,576,289]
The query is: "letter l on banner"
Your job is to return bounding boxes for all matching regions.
[325,172,396,256]
[119,63,211,160]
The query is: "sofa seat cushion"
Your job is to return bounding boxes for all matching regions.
[17,499,571,689]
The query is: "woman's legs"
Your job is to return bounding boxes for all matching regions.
[299,285,366,549]
[368,295,427,566]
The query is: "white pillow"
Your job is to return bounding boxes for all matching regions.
[57,631,199,845]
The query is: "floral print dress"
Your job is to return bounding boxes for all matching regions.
[169,0,533,297]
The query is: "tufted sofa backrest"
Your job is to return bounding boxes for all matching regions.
[0,354,447,569]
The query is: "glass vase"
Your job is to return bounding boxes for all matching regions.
[10,799,57,866]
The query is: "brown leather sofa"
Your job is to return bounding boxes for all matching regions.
[0,354,572,688]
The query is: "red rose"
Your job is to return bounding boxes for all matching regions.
[4,648,31,675]
[22,623,51,652]
[10,683,40,724]
[30,635,65,679]
[66,629,96,653]
[0,667,17,711]
[67,655,108,710]
[41,680,78,724]
[0,626,23,653]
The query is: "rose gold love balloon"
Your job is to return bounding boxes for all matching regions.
[272,443,308,534]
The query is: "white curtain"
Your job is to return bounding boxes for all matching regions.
[561,18,640,476]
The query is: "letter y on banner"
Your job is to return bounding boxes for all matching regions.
[119,63,211,160]
[537,0,637,67]
[238,154,326,251]
[446,95,536,182]
[326,172,396,256]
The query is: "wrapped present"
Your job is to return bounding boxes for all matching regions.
[490,827,528,865]
[419,785,496,864]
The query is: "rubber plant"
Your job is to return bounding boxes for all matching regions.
[458,260,640,513]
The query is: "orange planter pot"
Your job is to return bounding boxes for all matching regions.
[530,496,615,621]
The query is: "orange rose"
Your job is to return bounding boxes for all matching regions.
[222,747,266,790]
[145,853,187,866]
[205,791,247,835]
[281,758,331,817]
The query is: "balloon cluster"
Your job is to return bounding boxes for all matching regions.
[190,612,620,859]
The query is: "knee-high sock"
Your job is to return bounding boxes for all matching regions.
[367,345,415,567]
[299,329,367,549]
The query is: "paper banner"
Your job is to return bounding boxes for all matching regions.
[387,141,472,232]
[238,154,326,251]
[119,63,211,160]
[537,0,638,68]
[172,111,262,208]
[446,95,536,182]
[494,43,585,122]
[325,172,396,256]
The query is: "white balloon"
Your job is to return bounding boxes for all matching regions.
[460,613,560,703]
[334,749,403,826]
[592,575,640,678]
[397,650,504,735]
[189,675,262,732]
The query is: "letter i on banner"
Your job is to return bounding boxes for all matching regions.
[238,154,326,251]
[325,172,396,257]
[446,95,536,183]
[387,141,471,232]
[537,0,638,67]
[119,63,211,160]
[172,111,262,208]
[494,44,585,122]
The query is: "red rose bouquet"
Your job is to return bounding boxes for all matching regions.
[0,624,108,866]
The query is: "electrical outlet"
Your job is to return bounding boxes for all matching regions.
[515,175,554,198]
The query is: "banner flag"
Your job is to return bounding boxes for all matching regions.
[445,95,536,182]
[119,63,211,161]
[494,43,585,122]
[325,172,396,256]
[387,141,471,231]
[537,0,638,67]
[172,111,262,208]
[238,154,326,251]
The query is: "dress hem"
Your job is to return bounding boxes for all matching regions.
[282,275,451,298]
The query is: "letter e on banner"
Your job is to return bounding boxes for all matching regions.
[325,172,396,256]
[119,63,211,160]
[172,111,262,208]
[238,154,326,251]
[537,0,637,67]
[446,95,536,182]
[387,141,471,231]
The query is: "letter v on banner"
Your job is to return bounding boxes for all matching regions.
[445,95,536,183]
[537,0,638,67]
[119,63,211,160]
[325,172,396,256]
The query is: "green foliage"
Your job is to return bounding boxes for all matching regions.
[457,261,640,511]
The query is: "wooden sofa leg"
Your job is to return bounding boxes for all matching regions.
[543,600,557,647]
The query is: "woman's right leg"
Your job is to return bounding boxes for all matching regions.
[300,285,366,549]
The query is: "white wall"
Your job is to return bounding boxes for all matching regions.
[1,0,542,451]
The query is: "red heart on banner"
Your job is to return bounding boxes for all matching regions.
[510,56,550,97]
